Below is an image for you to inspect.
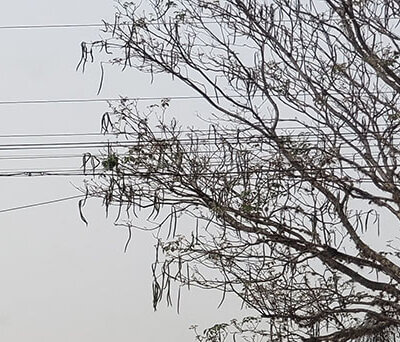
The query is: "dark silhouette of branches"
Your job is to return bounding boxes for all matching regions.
[80,0,400,341]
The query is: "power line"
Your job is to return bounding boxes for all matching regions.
[0,23,105,30]
[0,132,394,157]
[0,14,399,31]
[0,132,115,138]
[0,137,394,153]
[0,121,398,139]
[0,89,399,106]
[0,96,206,105]
[0,170,391,187]
[0,151,385,163]
[0,160,399,176]
[0,21,232,31]
[0,150,387,164]
[0,154,86,161]
[0,125,395,141]
[0,168,389,216]
[0,19,330,31]
[0,194,85,214]
[0,21,217,31]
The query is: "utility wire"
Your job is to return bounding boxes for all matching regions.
[0,171,393,186]
[0,89,399,106]
[0,96,208,105]
[0,21,216,30]
[0,132,396,146]
[0,140,392,153]
[0,14,399,30]
[0,134,395,159]
[0,172,391,216]
[1,160,400,176]
[0,23,105,30]
[0,21,225,30]
[0,122,398,138]
[0,150,386,162]
[0,154,87,161]
[0,132,116,138]
[0,194,85,214]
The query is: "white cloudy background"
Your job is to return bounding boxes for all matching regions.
[0,1,243,340]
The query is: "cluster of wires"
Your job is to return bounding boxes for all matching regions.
[1,20,398,213]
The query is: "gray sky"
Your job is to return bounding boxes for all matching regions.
[0,1,244,340]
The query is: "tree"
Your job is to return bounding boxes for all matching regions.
[80,0,400,341]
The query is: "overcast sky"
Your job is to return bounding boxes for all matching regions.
[0,1,245,341]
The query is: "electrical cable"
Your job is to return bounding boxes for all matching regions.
[0,168,391,216]
[0,132,116,138]
[0,132,395,147]
[0,23,105,30]
[0,194,85,214]
[0,95,242,105]
[0,14,398,30]
[0,21,219,30]
[0,159,399,176]
[0,163,396,214]
[0,88,399,106]
[0,120,398,140]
